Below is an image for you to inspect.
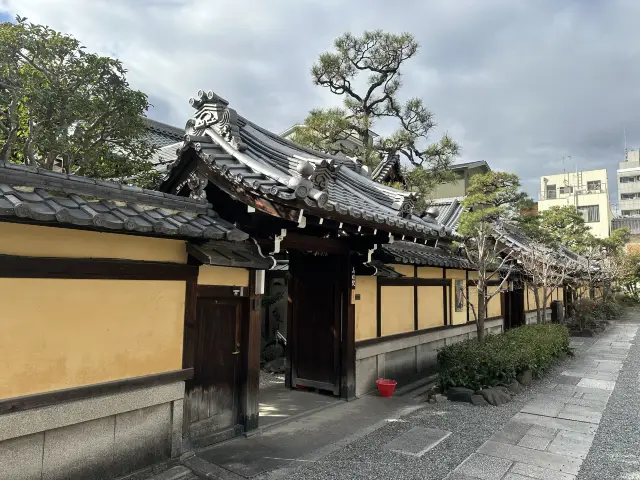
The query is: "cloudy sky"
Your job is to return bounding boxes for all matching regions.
[2,0,639,203]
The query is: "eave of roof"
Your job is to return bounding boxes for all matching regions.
[377,241,471,269]
[0,161,249,241]
[159,89,456,242]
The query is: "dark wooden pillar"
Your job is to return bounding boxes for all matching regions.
[240,270,262,432]
[340,255,357,401]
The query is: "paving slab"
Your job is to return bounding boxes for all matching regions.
[488,420,531,445]
[448,453,512,480]
[517,434,552,450]
[547,431,594,460]
[556,404,602,424]
[477,440,582,474]
[509,462,577,480]
[576,378,616,391]
[521,400,565,417]
[512,413,597,435]
[383,426,451,457]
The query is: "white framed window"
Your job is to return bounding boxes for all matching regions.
[587,180,601,191]
[545,184,557,199]
[577,205,600,223]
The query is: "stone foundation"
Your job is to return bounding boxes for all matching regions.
[355,318,504,397]
[0,382,184,480]
[525,310,552,324]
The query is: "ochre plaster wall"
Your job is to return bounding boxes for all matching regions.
[0,278,186,400]
[487,286,502,318]
[417,286,444,329]
[446,269,468,325]
[417,267,442,279]
[355,276,377,341]
[0,222,186,263]
[389,264,415,277]
[198,265,249,286]
[380,286,414,336]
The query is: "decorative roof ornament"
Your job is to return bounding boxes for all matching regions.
[188,89,247,152]
[311,159,336,191]
[397,193,418,218]
[287,160,315,199]
[186,171,209,200]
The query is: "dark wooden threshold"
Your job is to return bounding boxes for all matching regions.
[197,285,249,298]
[356,316,504,348]
[0,255,197,280]
[0,368,193,415]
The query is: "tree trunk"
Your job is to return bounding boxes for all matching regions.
[541,286,548,323]
[533,287,541,324]
[477,284,486,343]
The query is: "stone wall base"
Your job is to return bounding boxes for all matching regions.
[0,381,184,480]
[355,318,504,397]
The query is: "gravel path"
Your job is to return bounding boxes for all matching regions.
[578,308,640,480]
[260,336,598,480]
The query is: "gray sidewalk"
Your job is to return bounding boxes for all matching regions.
[447,322,637,479]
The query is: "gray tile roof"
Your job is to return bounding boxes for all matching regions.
[427,196,466,233]
[187,241,272,269]
[377,241,471,269]
[144,118,184,147]
[0,161,249,241]
[160,89,455,241]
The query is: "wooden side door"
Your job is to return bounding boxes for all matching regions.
[504,288,525,329]
[184,293,243,440]
[289,252,344,395]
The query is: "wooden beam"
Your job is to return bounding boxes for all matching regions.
[413,266,419,331]
[0,369,194,416]
[376,277,382,338]
[341,259,356,401]
[240,271,262,431]
[182,279,198,371]
[281,231,349,254]
[442,267,448,326]
[197,285,249,298]
[0,255,197,281]
[379,277,451,287]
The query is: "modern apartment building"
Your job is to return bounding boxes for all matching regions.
[538,169,612,238]
[617,150,640,216]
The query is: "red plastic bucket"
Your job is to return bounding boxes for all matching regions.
[376,378,397,397]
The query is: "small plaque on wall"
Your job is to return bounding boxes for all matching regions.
[355,293,361,300]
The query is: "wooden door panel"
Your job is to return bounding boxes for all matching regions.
[184,296,242,438]
[290,252,344,394]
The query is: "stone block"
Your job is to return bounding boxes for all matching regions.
[446,387,475,403]
[384,347,417,381]
[477,440,581,475]
[479,387,511,406]
[0,432,44,480]
[517,370,533,386]
[453,453,513,479]
[112,404,172,477]
[510,461,577,480]
[517,434,551,451]
[383,427,451,457]
[471,395,489,407]
[171,400,184,458]
[355,356,378,397]
[42,416,116,480]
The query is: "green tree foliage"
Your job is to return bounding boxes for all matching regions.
[518,205,592,251]
[458,171,526,342]
[291,30,458,193]
[620,252,640,300]
[0,16,159,186]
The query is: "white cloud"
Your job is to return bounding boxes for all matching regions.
[4,0,640,203]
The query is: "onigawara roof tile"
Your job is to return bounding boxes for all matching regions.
[158,89,455,241]
[0,161,249,241]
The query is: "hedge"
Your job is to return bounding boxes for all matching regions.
[437,324,571,391]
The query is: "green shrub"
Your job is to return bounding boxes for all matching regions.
[437,324,571,391]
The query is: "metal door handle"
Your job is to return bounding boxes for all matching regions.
[232,343,240,355]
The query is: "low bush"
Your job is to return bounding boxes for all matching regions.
[437,324,571,391]
[570,298,624,331]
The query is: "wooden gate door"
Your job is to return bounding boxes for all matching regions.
[184,291,244,442]
[504,288,525,329]
[289,252,344,395]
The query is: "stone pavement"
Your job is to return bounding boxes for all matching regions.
[446,322,638,480]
